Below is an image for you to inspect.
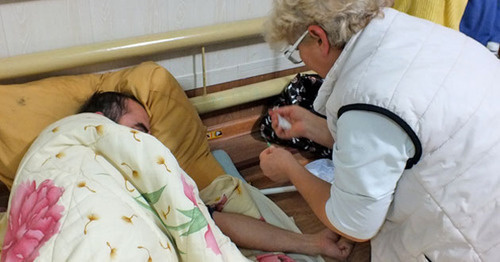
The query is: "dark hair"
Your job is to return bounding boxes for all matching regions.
[79,91,142,123]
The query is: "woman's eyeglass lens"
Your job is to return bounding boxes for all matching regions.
[283,30,309,64]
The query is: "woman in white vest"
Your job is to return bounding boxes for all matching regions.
[259,0,500,261]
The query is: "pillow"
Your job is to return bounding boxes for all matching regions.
[0,61,225,189]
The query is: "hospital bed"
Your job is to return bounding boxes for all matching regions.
[0,18,347,262]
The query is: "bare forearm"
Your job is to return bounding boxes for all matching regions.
[286,165,365,242]
[212,211,320,255]
[304,115,334,148]
[287,166,334,230]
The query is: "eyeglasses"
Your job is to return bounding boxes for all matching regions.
[284,30,309,64]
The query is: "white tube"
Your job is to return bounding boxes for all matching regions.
[260,185,297,195]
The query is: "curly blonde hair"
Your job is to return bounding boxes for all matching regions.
[264,0,392,49]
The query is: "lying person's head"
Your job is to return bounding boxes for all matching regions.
[79,91,151,133]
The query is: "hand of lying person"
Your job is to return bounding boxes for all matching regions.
[313,229,354,261]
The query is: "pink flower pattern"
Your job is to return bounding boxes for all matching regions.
[180,175,221,255]
[1,180,65,262]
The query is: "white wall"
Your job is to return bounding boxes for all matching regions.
[0,0,298,90]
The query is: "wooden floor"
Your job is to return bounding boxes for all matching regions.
[203,104,371,262]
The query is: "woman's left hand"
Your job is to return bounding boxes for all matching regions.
[259,146,301,183]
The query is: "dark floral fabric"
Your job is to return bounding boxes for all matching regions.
[260,73,333,158]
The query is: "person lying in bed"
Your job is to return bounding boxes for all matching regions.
[79,91,353,261]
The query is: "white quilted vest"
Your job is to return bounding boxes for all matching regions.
[315,8,500,262]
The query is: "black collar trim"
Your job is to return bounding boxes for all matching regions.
[338,103,422,169]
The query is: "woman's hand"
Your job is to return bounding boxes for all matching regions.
[270,105,334,147]
[269,105,312,139]
[259,146,300,183]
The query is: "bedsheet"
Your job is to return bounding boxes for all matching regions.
[0,113,248,262]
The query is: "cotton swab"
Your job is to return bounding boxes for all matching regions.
[277,114,292,130]
[272,106,292,131]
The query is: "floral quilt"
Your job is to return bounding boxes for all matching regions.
[0,113,249,262]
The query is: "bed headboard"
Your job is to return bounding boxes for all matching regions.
[0,18,265,81]
[0,17,298,114]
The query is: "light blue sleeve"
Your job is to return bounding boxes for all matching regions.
[325,110,415,239]
[211,149,246,182]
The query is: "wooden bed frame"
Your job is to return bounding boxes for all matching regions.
[0,19,370,262]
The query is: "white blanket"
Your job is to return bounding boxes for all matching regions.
[0,114,248,262]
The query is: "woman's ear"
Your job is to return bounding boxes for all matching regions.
[307,25,331,55]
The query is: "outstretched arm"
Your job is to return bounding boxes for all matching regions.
[212,211,352,260]
[258,146,368,242]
